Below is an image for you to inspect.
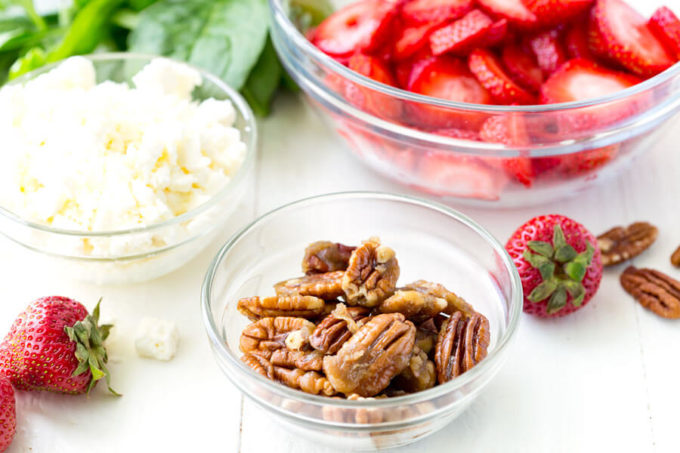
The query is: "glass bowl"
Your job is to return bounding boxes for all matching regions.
[0,53,256,284]
[269,0,680,206]
[202,192,521,450]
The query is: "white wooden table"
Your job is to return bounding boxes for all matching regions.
[2,90,679,452]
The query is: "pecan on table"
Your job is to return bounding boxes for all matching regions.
[237,295,326,321]
[404,280,475,317]
[309,304,371,354]
[597,222,658,267]
[378,289,447,323]
[620,266,680,319]
[323,313,416,397]
[392,347,436,393]
[274,271,345,300]
[302,241,356,274]
[671,246,680,268]
[342,237,400,307]
[239,316,316,357]
[434,311,490,384]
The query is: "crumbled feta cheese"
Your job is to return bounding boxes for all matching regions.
[135,317,180,361]
[0,57,246,257]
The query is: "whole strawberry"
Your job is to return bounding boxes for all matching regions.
[506,215,603,318]
[0,373,15,452]
[0,296,118,395]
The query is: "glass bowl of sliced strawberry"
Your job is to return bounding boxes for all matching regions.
[270,0,680,205]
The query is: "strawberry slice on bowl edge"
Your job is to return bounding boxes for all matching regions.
[480,114,535,187]
[345,53,403,121]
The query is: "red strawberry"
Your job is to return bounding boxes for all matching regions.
[484,19,510,47]
[565,24,594,60]
[312,0,400,59]
[468,48,537,104]
[0,296,118,395]
[393,22,439,61]
[501,43,543,91]
[346,53,403,120]
[527,29,568,76]
[401,0,474,24]
[540,58,641,104]
[524,0,594,28]
[434,127,481,140]
[560,144,619,174]
[648,7,680,60]
[0,374,15,452]
[429,9,494,55]
[480,114,534,186]
[505,215,603,317]
[476,0,537,28]
[408,55,492,127]
[589,0,673,77]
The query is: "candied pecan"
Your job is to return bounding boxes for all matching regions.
[378,289,447,322]
[239,317,316,356]
[392,347,436,393]
[323,313,416,397]
[237,295,326,321]
[415,318,439,356]
[620,266,680,319]
[597,222,658,267]
[241,352,274,379]
[671,246,680,268]
[342,237,400,307]
[434,312,490,384]
[309,304,371,354]
[302,241,356,274]
[404,280,475,316]
[270,349,324,372]
[273,367,336,396]
[274,271,345,300]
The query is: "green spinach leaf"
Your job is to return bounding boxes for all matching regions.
[241,35,282,116]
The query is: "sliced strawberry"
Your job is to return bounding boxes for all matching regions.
[483,19,509,47]
[312,0,400,59]
[345,53,403,120]
[430,9,494,56]
[540,58,641,104]
[648,7,680,60]
[468,48,537,104]
[527,29,568,76]
[560,145,619,175]
[476,0,537,28]
[565,25,594,60]
[480,115,534,187]
[589,0,673,77]
[501,43,543,92]
[524,0,594,28]
[395,47,433,87]
[408,55,492,128]
[401,0,474,25]
[434,127,481,140]
[393,22,439,61]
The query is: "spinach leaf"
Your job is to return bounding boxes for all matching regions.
[8,46,44,79]
[241,35,282,116]
[289,0,333,31]
[128,0,269,90]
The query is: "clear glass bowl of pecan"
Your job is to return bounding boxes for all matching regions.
[202,192,522,450]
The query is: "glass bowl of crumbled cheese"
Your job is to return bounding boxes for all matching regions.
[0,53,255,284]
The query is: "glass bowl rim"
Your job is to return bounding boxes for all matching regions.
[0,52,257,238]
[269,0,680,113]
[201,191,523,409]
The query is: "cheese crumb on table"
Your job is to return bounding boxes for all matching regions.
[135,317,180,361]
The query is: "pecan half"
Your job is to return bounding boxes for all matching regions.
[239,317,316,356]
[273,367,336,396]
[620,266,680,319]
[671,246,680,268]
[342,237,400,307]
[323,313,416,397]
[237,295,326,321]
[241,352,274,379]
[274,271,345,300]
[415,319,439,356]
[404,280,475,316]
[309,304,371,354]
[392,347,436,393]
[302,241,356,274]
[434,312,490,384]
[597,222,658,267]
[270,349,324,372]
[378,289,447,323]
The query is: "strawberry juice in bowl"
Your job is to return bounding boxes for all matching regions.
[270,0,680,206]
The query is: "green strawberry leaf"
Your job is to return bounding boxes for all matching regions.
[554,244,578,263]
[528,279,558,303]
[565,260,587,282]
[527,240,554,257]
[547,287,567,314]
[552,224,568,250]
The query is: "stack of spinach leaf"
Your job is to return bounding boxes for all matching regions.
[0,0,331,116]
